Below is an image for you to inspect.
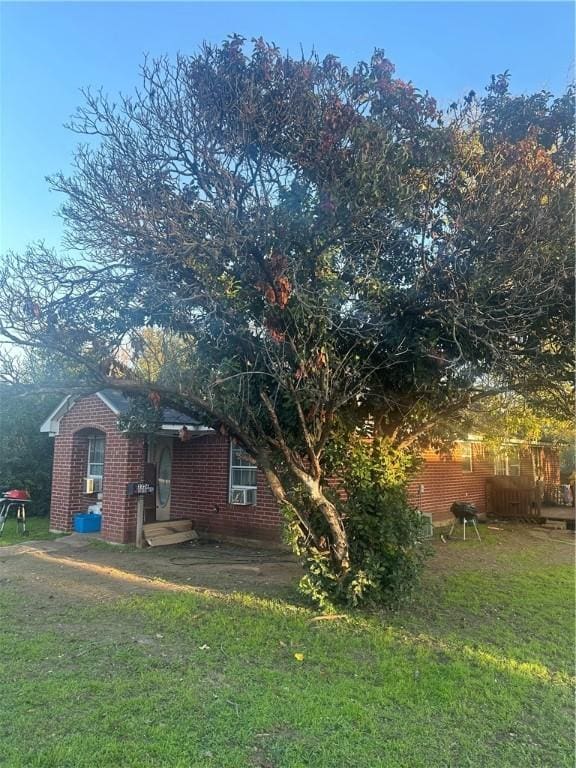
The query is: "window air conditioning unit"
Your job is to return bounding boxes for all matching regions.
[230,488,256,506]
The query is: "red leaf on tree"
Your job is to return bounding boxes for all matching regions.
[179,425,192,442]
[257,282,277,305]
[294,366,307,382]
[313,349,328,369]
[148,391,161,410]
[275,276,292,309]
[264,316,286,343]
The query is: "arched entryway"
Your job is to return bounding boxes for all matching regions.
[70,427,107,516]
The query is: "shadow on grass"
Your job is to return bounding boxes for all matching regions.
[24,547,575,690]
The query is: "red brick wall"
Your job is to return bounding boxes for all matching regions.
[407,443,492,523]
[49,395,145,543]
[407,443,559,524]
[50,397,560,542]
[535,446,560,485]
[170,433,283,542]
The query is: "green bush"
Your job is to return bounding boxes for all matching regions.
[290,436,432,610]
[296,486,430,610]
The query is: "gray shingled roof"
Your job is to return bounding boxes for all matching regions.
[99,389,203,427]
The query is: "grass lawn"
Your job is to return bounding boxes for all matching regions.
[0,526,573,767]
[0,515,66,546]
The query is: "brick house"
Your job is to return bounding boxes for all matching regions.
[41,390,560,544]
[406,440,560,524]
[41,390,282,544]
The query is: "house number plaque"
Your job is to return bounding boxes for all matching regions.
[126,482,155,497]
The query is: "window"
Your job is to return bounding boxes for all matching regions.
[229,441,257,505]
[461,442,473,473]
[157,447,172,507]
[494,449,521,477]
[87,436,105,493]
[508,448,521,476]
[494,452,508,476]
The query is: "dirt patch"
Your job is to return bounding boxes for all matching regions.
[0,534,303,615]
[0,522,572,622]
[427,520,574,573]
[0,536,305,667]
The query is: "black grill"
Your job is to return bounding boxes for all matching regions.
[450,502,479,521]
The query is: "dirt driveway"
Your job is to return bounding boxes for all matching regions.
[0,522,572,614]
[0,535,304,611]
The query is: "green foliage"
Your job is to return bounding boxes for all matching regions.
[0,348,100,515]
[330,432,419,490]
[290,436,431,609]
[116,393,163,435]
[0,389,59,515]
[0,38,573,608]
[131,327,193,385]
[346,485,430,606]
[480,72,575,165]
[469,392,572,447]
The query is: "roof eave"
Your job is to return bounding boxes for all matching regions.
[40,395,74,436]
[40,390,120,436]
[96,390,121,415]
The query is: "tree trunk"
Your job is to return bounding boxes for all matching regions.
[310,485,351,574]
[259,455,350,575]
[293,471,350,575]
[260,463,318,544]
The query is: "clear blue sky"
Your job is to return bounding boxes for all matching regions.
[1,1,573,254]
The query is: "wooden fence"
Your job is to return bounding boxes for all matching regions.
[485,476,541,520]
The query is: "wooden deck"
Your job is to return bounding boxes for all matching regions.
[540,505,576,524]
[486,477,575,527]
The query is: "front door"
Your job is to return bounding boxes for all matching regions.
[143,462,157,524]
[150,438,173,522]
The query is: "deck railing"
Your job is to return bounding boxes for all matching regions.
[486,478,575,519]
[543,483,575,507]
[486,476,540,519]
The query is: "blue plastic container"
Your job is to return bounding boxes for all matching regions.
[73,512,102,533]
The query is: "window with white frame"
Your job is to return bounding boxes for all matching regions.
[87,435,105,493]
[508,448,521,476]
[494,448,521,477]
[229,441,257,505]
[494,451,508,476]
[461,442,473,473]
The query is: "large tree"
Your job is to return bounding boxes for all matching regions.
[1,38,573,604]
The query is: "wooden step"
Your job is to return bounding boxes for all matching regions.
[144,519,198,547]
[144,519,193,537]
[146,530,199,547]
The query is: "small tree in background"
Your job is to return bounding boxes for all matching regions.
[0,395,56,514]
[0,352,65,514]
[0,38,573,606]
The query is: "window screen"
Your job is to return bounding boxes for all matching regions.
[229,441,257,505]
[87,436,105,492]
[461,442,473,473]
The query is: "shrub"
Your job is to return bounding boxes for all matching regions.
[289,435,432,610]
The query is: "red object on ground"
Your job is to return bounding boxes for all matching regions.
[3,489,30,500]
